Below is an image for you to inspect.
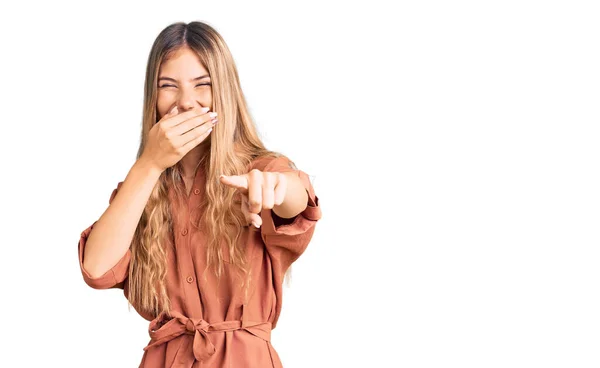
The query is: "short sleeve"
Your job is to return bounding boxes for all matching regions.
[253,155,322,273]
[78,181,131,290]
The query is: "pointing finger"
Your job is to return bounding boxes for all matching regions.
[219,174,249,195]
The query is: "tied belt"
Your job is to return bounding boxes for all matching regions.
[143,309,272,364]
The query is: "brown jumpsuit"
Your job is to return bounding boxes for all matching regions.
[78,155,321,367]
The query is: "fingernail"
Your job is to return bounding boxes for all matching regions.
[201,107,209,113]
[252,222,260,228]
[209,112,218,118]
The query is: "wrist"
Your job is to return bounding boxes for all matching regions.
[134,158,163,179]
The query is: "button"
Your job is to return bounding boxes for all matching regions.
[182,228,188,236]
[193,188,200,195]
[186,276,194,283]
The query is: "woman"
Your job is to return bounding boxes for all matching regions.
[77,21,321,368]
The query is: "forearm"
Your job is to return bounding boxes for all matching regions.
[83,159,162,278]
[272,172,309,219]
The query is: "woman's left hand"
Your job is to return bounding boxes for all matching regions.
[219,169,288,228]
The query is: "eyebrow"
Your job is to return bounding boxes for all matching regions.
[158,75,210,83]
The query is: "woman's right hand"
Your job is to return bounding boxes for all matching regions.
[140,106,217,172]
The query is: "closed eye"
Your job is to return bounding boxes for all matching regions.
[158,83,211,88]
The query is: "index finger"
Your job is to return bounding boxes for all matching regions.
[219,174,249,195]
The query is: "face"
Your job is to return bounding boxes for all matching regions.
[156,46,213,120]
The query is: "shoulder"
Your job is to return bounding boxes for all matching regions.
[247,153,298,173]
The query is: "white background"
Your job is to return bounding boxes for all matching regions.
[1,0,599,367]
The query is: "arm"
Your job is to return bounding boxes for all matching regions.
[257,156,322,271]
[82,159,162,280]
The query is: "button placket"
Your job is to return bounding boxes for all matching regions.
[174,169,204,315]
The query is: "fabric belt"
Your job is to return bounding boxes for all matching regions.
[143,309,272,365]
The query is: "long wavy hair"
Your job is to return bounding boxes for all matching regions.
[125,21,290,318]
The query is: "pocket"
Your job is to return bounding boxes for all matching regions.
[166,335,189,367]
[266,341,282,368]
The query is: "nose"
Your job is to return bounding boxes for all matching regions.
[177,90,200,112]
[178,100,196,112]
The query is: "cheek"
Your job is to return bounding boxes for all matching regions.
[156,97,170,118]
[199,89,212,104]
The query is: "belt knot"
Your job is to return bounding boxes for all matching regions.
[185,318,209,334]
[143,309,272,367]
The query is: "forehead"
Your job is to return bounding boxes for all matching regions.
[159,47,208,76]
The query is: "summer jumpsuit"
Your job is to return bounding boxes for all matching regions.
[77,155,322,367]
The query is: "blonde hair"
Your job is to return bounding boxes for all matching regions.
[126,21,288,318]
